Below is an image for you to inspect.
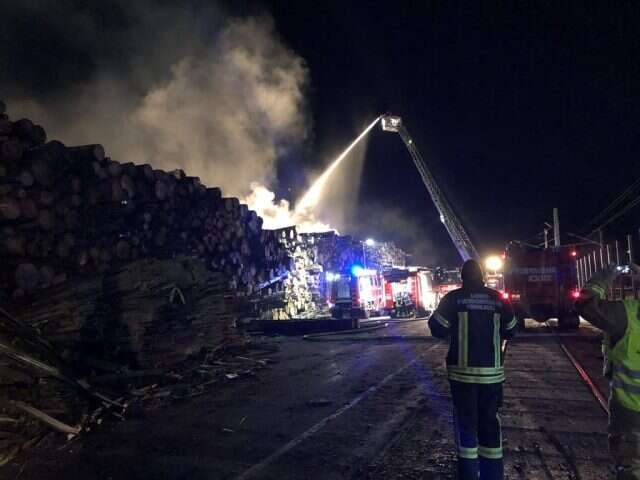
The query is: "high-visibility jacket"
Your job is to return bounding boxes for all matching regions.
[601,299,640,412]
[428,285,517,384]
[579,274,640,412]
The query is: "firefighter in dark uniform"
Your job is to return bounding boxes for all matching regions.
[428,259,518,480]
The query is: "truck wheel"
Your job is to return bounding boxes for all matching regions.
[559,313,580,330]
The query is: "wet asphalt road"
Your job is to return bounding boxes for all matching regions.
[3,320,614,480]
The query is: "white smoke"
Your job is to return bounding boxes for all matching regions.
[131,17,309,197]
[8,13,315,206]
[243,182,333,233]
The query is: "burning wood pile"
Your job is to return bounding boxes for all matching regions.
[312,233,365,273]
[0,100,291,301]
[254,230,410,320]
[304,232,408,272]
[259,227,322,319]
[0,100,290,463]
[363,241,408,270]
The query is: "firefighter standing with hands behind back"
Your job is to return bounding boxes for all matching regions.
[576,262,640,479]
[429,259,518,480]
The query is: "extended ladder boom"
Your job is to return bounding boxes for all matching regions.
[381,115,479,262]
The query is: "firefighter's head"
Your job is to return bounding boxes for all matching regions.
[461,259,484,287]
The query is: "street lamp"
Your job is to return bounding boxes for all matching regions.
[363,238,375,268]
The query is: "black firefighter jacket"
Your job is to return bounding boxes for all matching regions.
[428,284,518,384]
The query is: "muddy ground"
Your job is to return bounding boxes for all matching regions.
[2,320,614,480]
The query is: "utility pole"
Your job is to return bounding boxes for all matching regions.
[553,208,561,248]
[544,228,549,249]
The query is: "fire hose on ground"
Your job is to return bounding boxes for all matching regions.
[303,318,436,342]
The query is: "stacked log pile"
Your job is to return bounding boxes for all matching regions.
[258,227,315,319]
[310,232,364,273]
[0,101,291,300]
[363,241,409,270]
[0,256,246,464]
[8,257,239,370]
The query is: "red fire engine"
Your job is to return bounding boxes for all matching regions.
[327,266,437,320]
[432,268,462,301]
[327,267,384,320]
[382,268,436,317]
[503,244,580,329]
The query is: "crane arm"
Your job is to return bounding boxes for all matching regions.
[382,115,479,262]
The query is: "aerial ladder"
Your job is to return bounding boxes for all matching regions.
[380,115,480,262]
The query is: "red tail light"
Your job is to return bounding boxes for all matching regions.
[571,289,580,299]
[570,250,577,257]
[501,292,510,300]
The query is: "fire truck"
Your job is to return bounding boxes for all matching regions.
[327,267,385,320]
[432,268,463,301]
[382,267,437,317]
[503,243,580,329]
[327,266,437,320]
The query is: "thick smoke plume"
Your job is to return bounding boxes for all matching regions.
[3,1,319,227]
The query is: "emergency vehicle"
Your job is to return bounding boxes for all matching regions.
[382,267,437,317]
[432,268,463,302]
[503,244,580,329]
[326,266,384,320]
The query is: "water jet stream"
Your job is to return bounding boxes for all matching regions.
[295,116,381,213]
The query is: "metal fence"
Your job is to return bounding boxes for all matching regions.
[576,232,640,300]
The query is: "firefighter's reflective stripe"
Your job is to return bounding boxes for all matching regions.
[458,311,468,367]
[478,445,503,459]
[458,446,478,459]
[434,312,450,328]
[585,284,606,299]
[449,366,506,374]
[448,371,505,384]
[506,316,518,331]
[606,300,640,412]
[493,313,501,368]
[612,378,640,395]
[614,363,640,380]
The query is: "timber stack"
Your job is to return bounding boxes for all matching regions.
[0,100,291,301]
[0,97,289,463]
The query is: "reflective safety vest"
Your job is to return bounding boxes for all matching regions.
[430,287,516,384]
[606,299,640,412]
[446,311,507,384]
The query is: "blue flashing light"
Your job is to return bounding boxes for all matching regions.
[351,265,365,277]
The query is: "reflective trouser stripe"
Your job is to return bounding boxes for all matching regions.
[506,316,518,330]
[458,446,478,459]
[493,313,501,368]
[449,367,505,374]
[478,445,503,459]
[458,311,468,367]
[448,372,505,384]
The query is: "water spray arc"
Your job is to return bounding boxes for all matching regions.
[295,116,381,213]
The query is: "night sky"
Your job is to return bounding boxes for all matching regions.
[253,1,640,264]
[3,2,640,266]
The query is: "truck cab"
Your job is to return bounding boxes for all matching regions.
[503,244,580,329]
